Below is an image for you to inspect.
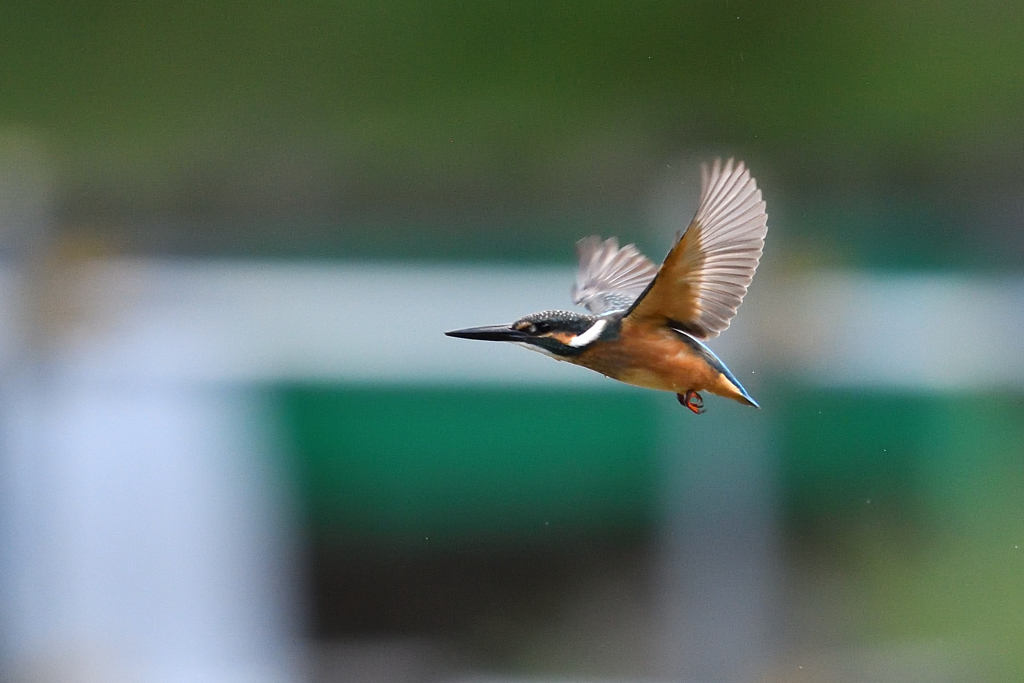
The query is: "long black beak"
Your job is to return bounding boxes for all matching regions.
[445,324,525,342]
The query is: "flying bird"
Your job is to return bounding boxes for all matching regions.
[446,158,767,413]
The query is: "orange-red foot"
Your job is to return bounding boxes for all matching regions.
[677,390,705,414]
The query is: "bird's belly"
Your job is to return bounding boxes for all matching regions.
[615,366,680,391]
[616,355,719,392]
[575,337,719,393]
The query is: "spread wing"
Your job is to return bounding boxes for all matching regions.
[571,236,659,315]
[625,158,768,338]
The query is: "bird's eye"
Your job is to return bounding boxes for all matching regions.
[514,320,549,335]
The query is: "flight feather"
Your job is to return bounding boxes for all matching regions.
[572,236,658,315]
[625,158,768,338]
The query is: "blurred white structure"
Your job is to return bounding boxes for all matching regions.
[0,140,299,683]
[0,375,298,683]
[9,261,1018,388]
[763,272,1024,390]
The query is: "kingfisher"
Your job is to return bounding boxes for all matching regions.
[446,158,767,414]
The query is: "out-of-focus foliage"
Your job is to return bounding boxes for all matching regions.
[1,1,1022,234]
[3,1,1022,152]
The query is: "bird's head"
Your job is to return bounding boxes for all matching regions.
[446,310,613,357]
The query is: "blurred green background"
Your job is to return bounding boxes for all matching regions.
[3,0,1022,263]
[2,1,1024,681]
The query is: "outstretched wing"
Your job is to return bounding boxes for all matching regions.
[571,236,659,315]
[625,158,768,338]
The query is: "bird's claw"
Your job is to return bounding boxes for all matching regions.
[677,390,706,414]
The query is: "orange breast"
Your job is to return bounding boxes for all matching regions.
[571,322,720,393]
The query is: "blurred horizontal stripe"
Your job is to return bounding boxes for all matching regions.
[4,260,1022,389]
[766,272,1024,390]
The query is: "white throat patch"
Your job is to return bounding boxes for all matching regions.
[568,318,608,348]
[514,341,557,358]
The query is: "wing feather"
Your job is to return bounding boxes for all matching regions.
[572,236,658,315]
[624,158,768,338]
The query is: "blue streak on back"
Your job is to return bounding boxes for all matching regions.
[671,328,760,408]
